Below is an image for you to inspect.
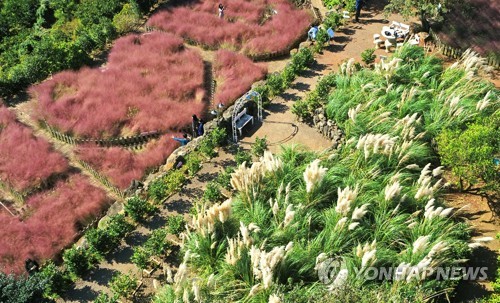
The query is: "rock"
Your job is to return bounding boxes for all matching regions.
[106,201,124,217]
[322,125,329,134]
[327,120,333,126]
[318,113,325,120]
[251,80,266,90]
[299,41,310,49]
[290,48,298,56]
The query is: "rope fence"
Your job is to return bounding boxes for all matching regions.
[41,120,162,148]
[429,29,499,69]
[77,160,125,200]
[0,180,24,204]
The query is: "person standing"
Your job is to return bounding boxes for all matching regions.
[355,0,364,23]
[192,114,199,138]
[197,119,205,136]
[218,4,225,19]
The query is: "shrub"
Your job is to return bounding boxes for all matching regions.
[109,272,138,299]
[124,196,157,222]
[85,228,116,255]
[0,272,51,303]
[94,293,119,303]
[208,127,228,147]
[106,214,134,239]
[198,137,217,158]
[148,177,168,202]
[291,47,315,72]
[203,181,223,202]
[252,136,268,157]
[282,65,297,88]
[63,246,101,279]
[112,3,141,34]
[216,166,235,189]
[166,215,186,235]
[131,247,150,270]
[144,228,170,256]
[163,169,187,196]
[361,48,376,66]
[235,148,252,166]
[267,73,284,98]
[37,261,72,300]
[185,152,202,176]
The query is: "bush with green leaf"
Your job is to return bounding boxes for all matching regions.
[251,136,268,157]
[109,272,138,299]
[185,152,202,176]
[124,195,157,222]
[63,246,101,279]
[361,48,376,66]
[148,177,169,202]
[208,127,228,147]
[235,148,252,166]
[167,215,186,235]
[203,181,223,202]
[216,166,235,189]
[94,293,119,303]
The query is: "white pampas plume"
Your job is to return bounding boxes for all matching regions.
[303,159,328,193]
[283,204,295,227]
[352,204,370,221]
[413,235,430,254]
[349,222,360,230]
[249,284,261,297]
[335,217,348,230]
[335,185,359,215]
[269,294,282,303]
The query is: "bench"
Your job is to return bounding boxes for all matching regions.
[234,108,254,137]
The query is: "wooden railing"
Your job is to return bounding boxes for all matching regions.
[429,29,499,69]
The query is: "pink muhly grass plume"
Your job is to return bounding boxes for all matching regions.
[147,0,312,55]
[31,32,206,138]
[75,135,178,189]
[213,50,267,106]
[0,105,69,192]
[0,174,110,274]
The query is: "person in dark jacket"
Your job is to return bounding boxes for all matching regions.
[192,114,200,138]
[197,119,205,136]
[355,0,364,22]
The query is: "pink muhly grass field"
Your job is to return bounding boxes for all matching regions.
[75,135,178,189]
[0,105,69,193]
[31,32,206,139]
[213,50,267,106]
[147,0,312,55]
[0,174,111,274]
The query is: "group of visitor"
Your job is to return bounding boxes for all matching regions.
[171,114,204,146]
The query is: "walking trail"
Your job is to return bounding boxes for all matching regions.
[60,1,499,302]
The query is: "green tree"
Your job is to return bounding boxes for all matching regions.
[437,122,499,191]
[384,0,445,31]
[0,272,51,303]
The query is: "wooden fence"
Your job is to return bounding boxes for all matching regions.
[41,120,162,148]
[429,29,499,69]
[78,160,125,200]
[0,180,24,204]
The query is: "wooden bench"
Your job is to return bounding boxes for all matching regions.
[234,108,254,136]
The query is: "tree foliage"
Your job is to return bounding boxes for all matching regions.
[384,0,446,30]
[437,116,500,191]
